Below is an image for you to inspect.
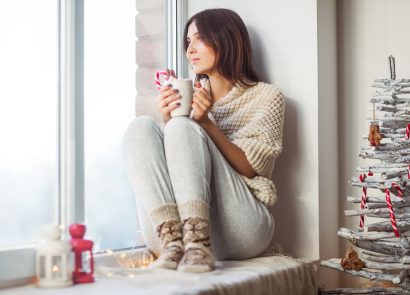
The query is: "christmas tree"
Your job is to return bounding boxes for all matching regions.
[321,56,410,294]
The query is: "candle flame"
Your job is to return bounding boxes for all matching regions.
[52,265,59,272]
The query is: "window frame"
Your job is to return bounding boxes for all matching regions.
[175,0,189,78]
[0,0,185,286]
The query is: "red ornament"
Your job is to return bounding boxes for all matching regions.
[69,224,95,284]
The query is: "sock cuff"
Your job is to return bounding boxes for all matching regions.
[178,200,209,221]
[149,204,180,226]
[185,242,213,256]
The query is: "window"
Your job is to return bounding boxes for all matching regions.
[83,0,141,252]
[0,0,184,285]
[0,0,59,247]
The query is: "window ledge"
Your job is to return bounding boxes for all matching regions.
[0,249,319,295]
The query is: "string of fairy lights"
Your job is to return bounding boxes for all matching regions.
[94,247,155,278]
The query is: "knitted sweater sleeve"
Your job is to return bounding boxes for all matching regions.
[233,87,285,178]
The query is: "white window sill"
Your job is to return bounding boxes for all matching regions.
[0,248,319,295]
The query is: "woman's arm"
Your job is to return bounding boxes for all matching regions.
[199,119,257,179]
[190,83,256,178]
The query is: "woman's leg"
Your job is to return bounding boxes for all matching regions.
[163,117,274,268]
[208,152,275,261]
[123,116,175,212]
[162,117,212,272]
[123,116,184,269]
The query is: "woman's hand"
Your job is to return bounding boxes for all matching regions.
[158,70,180,124]
[191,81,213,125]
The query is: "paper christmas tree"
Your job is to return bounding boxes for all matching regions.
[321,56,410,293]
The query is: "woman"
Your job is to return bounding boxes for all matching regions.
[123,8,284,273]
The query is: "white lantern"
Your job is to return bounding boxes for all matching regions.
[36,224,73,288]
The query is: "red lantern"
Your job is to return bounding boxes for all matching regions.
[69,224,95,284]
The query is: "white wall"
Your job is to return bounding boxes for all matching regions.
[184,0,410,289]
[337,0,410,288]
[186,0,339,265]
[317,0,339,288]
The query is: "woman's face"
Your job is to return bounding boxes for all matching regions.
[186,22,217,76]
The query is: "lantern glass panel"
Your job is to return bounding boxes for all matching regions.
[40,256,46,278]
[65,253,72,275]
[51,256,62,278]
[69,253,75,272]
[81,251,91,273]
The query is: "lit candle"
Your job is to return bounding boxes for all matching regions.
[36,224,73,288]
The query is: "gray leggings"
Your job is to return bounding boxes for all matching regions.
[123,116,274,260]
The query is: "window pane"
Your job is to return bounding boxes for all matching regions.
[0,0,58,247]
[84,0,167,251]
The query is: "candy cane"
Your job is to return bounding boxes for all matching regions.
[359,174,367,229]
[406,124,410,140]
[154,70,168,90]
[385,182,403,237]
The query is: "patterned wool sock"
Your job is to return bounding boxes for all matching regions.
[149,204,184,270]
[177,200,215,273]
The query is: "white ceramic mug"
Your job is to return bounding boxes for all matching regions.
[167,78,194,117]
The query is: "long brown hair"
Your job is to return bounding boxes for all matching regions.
[183,8,261,88]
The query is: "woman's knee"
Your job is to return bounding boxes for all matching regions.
[123,116,160,146]
[163,117,204,142]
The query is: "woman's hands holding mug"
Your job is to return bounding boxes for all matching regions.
[158,69,180,124]
[158,69,213,125]
[191,81,213,125]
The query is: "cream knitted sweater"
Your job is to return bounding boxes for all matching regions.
[200,78,285,207]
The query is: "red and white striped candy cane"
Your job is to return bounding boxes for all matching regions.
[359,174,367,228]
[154,70,168,90]
[385,182,403,237]
[406,124,410,140]
[392,182,404,199]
